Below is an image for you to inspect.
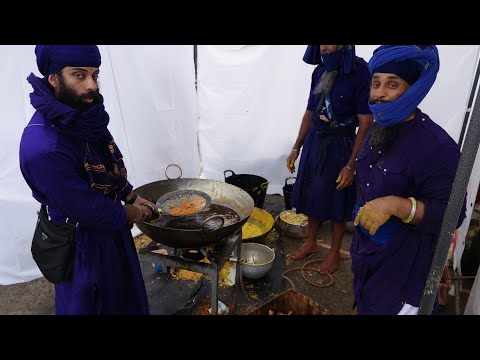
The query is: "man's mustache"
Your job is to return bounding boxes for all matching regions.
[80,90,101,101]
[369,98,388,104]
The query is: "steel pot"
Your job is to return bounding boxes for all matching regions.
[275,210,308,239]
[134,177,254,249]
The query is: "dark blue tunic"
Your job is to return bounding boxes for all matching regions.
[290,59,372,222]
[350,110,466,314]
[20,113,149,315]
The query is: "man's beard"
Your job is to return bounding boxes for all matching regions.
[314,70,339,95]
[57,75,101,111]
[369,123,401,153]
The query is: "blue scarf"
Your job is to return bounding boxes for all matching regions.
[368,45,440,127]
[303,45,356,74]
[27,73,109,141]
[27,73,129,201]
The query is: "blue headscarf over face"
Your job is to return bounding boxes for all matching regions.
[368,45,440,127]
[303,45,357,74]
[35,45,101,77]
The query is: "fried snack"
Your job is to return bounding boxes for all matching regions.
[168,197,206,215]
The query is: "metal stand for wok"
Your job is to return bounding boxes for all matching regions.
[138,230,242,315]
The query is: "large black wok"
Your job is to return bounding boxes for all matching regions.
[134,178,254,249]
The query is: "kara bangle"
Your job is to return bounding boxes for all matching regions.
[125,192,138,205]
[403,197,417,224]
[291,149,300,152]
[346,165,354,171]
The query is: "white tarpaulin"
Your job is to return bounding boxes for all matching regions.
[197,45,312,193]
[1,45,480,288]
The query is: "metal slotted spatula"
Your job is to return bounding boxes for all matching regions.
[156,190,212,216]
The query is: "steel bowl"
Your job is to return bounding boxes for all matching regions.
[276,210,308,239]
[240,243,275,280]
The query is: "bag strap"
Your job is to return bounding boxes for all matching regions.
[39,204,79,228]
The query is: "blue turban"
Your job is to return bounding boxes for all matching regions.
[373,59,423,85]
[35,45,101,77]
[368,45,439,127]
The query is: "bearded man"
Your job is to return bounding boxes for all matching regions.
[20,45,157,314]
[287,45,373,274]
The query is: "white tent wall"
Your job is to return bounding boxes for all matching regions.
[102,46,200,186]
[196,45,313,193]
[0,45,44,285]
[0,45,199,285]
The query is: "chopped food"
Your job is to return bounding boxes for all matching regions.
[242,223,263,238]
[170,268,204,283]
[134,234,152,251]
[169,257,235,287]
[280,210,308,225]
[268,309,293,315]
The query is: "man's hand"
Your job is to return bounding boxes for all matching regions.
[353,197,392,235]
[132,194,159,220]
[336,166,355,190]
[286,150,299,174]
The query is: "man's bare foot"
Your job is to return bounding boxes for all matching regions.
[290,243,318,260]
[317,250,340,274]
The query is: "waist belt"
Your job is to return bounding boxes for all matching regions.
[311,122,355,175]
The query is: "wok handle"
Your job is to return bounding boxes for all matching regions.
[224,170,236,179]
[143,203,160,220]
[202,215,225,230]
[285,177,296,186]
[165,164,183,180]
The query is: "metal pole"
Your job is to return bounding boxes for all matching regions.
[418,82,480,315]
[458,47,480,148]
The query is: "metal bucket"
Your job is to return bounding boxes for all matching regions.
[224,170,269,209]
[282,177,296,210]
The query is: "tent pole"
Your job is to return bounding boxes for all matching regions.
[418,79,480,315]
[459,47,480,148]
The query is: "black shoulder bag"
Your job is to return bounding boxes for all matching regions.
[31,204,77,284]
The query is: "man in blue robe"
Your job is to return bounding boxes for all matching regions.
[287,45,373,274]
[351,45,467,315]
[19,45,157,314]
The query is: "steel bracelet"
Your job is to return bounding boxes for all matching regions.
[403,197,417,224]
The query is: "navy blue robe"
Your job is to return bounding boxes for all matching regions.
[20,113,149,315]
[350,110,466,314]
[290,58,372,222]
